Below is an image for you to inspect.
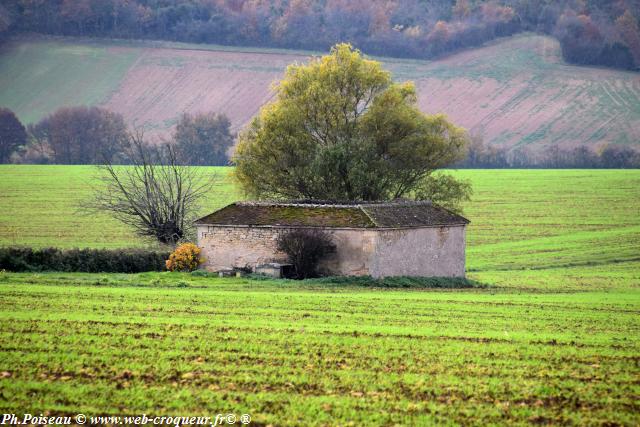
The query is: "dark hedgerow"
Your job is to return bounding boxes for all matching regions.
[306,276,484,288]
[0,247,169,273]
[276,229,336,279]
[246,274,484,288]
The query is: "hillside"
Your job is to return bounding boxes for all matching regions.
[0,34,639,150]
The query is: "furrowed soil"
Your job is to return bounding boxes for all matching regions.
[1,34,639,149]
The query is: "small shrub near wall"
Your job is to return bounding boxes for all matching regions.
[165,243,204,272]
[276,229,336,279]
[0,247,169,273]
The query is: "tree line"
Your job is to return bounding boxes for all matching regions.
[1,0,639,71]
[1,105,637,168]
[457,135,640,169]
[0,106,234,165]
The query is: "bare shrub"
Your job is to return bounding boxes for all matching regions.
[276,229,336,279]
[89,131,216,245]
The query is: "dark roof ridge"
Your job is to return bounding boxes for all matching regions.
[236,199,434,208]
[194,199,469,228]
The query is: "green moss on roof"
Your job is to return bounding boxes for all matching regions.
[195,201,470,228]
[195,204,375,228]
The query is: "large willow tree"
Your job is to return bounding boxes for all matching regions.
[234,44,470,210]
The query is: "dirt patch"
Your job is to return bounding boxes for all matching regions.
[409,36,640,150]
[101,47,300,139]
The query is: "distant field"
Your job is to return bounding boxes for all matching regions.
[0,39,139,126]
[1,34,639,148]
[0,166,638,291]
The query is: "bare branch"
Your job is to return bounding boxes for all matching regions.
[84,130,216,246]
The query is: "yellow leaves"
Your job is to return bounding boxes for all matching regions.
[165,243,204,272]
[279,43,391,106]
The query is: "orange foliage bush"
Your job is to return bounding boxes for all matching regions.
[165,243,204,272]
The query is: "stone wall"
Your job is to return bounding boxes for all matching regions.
[318,229,377,276]
[197,224,466,277]
[370,226,466,278]
[197,226,287,272]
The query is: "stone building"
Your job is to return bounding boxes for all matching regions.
[194,200,470,278]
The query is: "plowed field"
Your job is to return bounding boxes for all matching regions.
[1,34,639,149]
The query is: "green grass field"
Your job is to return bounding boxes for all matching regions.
[0,39,140,125]
[1,167,638,290]
[0,165,240,249]
[0,273,638,425]
[0,167,639,424]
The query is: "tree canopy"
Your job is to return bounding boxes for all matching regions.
[0,108,26,163]
[2,1,639,70]
[31,106,127,164]
[234,43,469,208]
[173,112,234,166]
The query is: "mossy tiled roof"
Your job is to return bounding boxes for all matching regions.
[195,201,469,229]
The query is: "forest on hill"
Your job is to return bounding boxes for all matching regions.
[1,0,639,71]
